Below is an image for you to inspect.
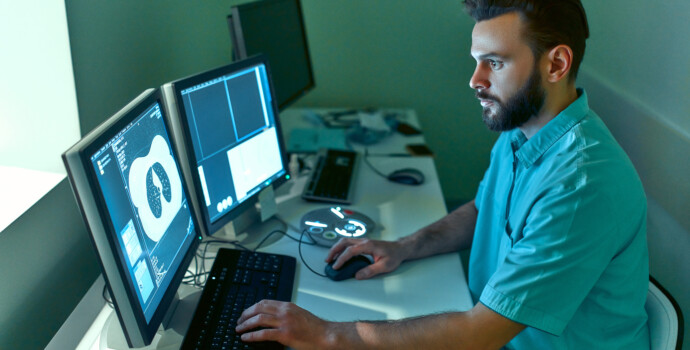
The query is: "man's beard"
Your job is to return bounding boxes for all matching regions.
[476,68,546,132]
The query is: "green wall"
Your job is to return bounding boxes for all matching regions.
[582,0,690,133]
[66,0,241,134]
[0,180,100,349]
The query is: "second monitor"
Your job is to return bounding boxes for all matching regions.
[163,55,290,238]
[228,0,315,110]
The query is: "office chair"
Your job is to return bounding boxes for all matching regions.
[646,276,684,350]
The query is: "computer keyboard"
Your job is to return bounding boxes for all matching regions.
[302,148,359,204]
[181,248,296,350]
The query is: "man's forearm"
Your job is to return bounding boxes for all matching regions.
[324,304,521,350]
[398,199,477,261]
[328,313,470,350]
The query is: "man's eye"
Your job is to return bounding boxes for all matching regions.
[489,60,504,70]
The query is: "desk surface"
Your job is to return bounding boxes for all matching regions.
[77,108,473,349]
[270,155,473,322]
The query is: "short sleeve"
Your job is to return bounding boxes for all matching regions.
[479,183,623,335]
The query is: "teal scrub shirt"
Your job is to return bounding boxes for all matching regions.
[471,90,650,349]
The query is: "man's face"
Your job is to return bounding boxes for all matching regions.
[469,12,546,131]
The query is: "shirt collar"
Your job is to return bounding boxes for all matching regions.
[509,88,589,168]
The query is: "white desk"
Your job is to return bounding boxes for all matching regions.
[269,155,473,322]
[77,109,473,349]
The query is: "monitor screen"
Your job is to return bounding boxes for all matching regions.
[228,0,315,110]
[63,89,200,347]
[163,55,289,236]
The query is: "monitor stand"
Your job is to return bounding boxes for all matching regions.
[216,206,287,250]
[215,187,286,250]
[99,290,201,350]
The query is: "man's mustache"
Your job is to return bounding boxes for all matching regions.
[475,90,499,103]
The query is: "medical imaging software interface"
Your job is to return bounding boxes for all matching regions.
[179,64,285,224]
[90,102,195,321]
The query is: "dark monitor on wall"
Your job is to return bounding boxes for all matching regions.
[62,89,201,347]
[162,55,290,237]
[228,0,315,110]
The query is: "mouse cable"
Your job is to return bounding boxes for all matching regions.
[249,226,327,278]
[298,229,328,278]
[252,228,315,252]
[273,215,327,277]
[239,221,326,278]
[263,216,326,277]
[363,147,392,180]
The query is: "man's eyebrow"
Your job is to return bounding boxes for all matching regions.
[475,52,506,60]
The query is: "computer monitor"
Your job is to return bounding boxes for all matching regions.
[228,0,315,110]
[162,54,290,237]
[62,89,201,348]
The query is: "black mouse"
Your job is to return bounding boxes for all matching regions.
[387,168,425,185]
[325,255,372,281]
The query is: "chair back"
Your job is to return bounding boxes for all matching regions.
[646,276,684,350]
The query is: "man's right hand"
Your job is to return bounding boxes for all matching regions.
[325,238,409,279]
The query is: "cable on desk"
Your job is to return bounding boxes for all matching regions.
[275,214,328,278]
[252,229,302,252]
[253,228,328,278]
[275,215,328,277]
[363,147,392,180]
[299,229,328,278]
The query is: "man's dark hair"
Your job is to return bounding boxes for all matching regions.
[464,0,590,82]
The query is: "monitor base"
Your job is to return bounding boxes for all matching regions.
[216,213,287,251]
[212,186,285,250]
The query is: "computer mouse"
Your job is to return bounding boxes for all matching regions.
[387,168,425,185]
[324,255,372,281]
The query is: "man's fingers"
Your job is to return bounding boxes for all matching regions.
[240,327,283,343]
[236,312,281,333]
[332,244,363,269]
[355,260,388,279]
[237,299,280,324]
[326,238,356,262]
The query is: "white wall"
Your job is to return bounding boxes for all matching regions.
[0,0,81,232]
[0,0,81,174]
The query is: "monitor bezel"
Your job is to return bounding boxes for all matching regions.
[165,55,290,237]
[228,0,315,110]
[62,88,202,347]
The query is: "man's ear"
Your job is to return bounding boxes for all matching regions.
[545,45,573,83]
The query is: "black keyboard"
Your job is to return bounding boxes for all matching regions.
[302,148,359,204]
[181,248,296,350]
